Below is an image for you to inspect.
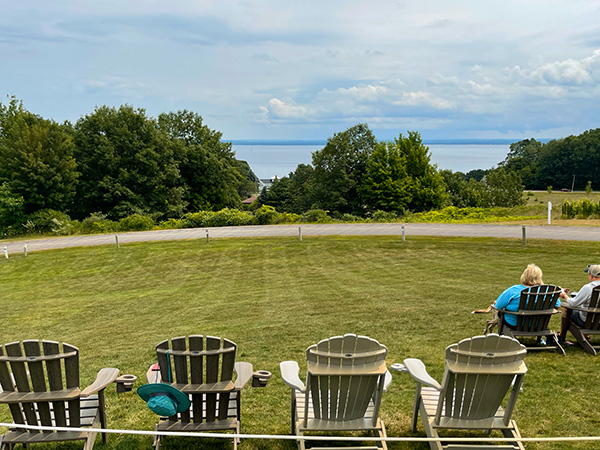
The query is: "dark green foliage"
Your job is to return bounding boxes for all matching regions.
[300,209,332,223]
[0,98,78,214]
[80,213,118,234]
[26,209,73,235]
[0,182,25,236]
[236,160,259,199]
[74,105,185,220]
[311,123,376,214]
[484,167,526,207]
[158,110,243,211]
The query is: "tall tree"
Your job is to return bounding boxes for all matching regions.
[311,123,376,214]
[74,105,184,220]
[158,110,242,211]
[0,97,78,214]
[500,138,541,188]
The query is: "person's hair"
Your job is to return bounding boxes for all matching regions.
[520,263,543,286]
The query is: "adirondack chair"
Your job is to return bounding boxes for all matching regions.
[562,285,600,355]
[495,284,564,355]
[280,334,391,450]
[0,340,119,450]
[147,335,253,450]
[394,334,527,450]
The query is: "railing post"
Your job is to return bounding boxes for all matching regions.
[522,226,526,245]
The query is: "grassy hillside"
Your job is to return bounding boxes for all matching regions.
[1,236,599,449]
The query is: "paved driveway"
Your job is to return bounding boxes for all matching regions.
[2,223,599,255]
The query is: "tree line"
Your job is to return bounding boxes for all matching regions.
[10,96,596,236]
[259,124,525,216]
[0,98,258,234]
[497,130,600,191]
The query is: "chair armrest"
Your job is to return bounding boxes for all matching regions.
[280,361,305,392]
[81,368,120,397]
[146,363,161,383]
[382,369,392,393]
[234,361,254,389]
[403,358,442,390]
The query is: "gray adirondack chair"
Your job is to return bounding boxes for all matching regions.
[495,284,564,355]
[0,340,119,450]
[148,335,253,450]
[280,334,391,450]
[562,285,600,355]
[394,334,527,450]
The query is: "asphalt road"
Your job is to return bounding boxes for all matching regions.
[2,223,600,256]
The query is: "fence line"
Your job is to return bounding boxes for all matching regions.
[2,423,600,444]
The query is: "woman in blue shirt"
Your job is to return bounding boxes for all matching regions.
[494,264,558,328]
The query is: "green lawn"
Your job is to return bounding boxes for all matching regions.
[1,235,599,450]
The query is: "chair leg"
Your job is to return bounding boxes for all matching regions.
[549,332,565,355]
[376,419,388,450]
[154,424,162,450]
[501,420,525,450]
[570,325,597,355]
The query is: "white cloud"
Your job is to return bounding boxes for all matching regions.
[265,98,308,119]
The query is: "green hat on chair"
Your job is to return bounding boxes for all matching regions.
[137,383,191,417]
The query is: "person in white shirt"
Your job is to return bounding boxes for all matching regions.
[559,264,600,342]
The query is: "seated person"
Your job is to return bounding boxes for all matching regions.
[559,264,600,341]
[494,264,559,329]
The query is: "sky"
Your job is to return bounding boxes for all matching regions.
[2,0,600,141]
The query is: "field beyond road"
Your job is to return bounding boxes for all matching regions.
[2,235,600,450]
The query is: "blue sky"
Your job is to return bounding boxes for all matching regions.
[2,0,599,141]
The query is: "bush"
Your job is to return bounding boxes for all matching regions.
[27,209,74,235]
[81,213,118,234]
[301,209,332,223]
[158,218,185,229]
[118,214,155,231]
[181,211,212,228]
[253,205,278,225]
[405,206,534,223]
[207,208,255,227]
[562,199,600,219]
[370,210,400,223]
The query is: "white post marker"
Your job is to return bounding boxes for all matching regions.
[115,234,120,249]
[3,246,7,259]
[401,225,405,242]
[548,201,552,225]
[24,243,27,257]
[298,226,302,242]
[206,229,209,243]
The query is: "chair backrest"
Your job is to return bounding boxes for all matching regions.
[513,285,561,332]
[155,335,236,423]
[583,285,600,331]
[0,340,81,428]
[436,334,527,426]
[305,334,387,424]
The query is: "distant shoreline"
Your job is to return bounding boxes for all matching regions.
[225,138,552,146]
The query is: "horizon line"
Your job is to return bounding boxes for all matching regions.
[225,138,552,146]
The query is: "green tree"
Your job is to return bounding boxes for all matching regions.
[236,160,259,199]
[311,124,376,214]
[0,97,78,214]
[500,138,541,188]
[74,105,184,220]
[397,131,446,211]
[360,141,411,212]
[483,168,525,207]
[158,110,242,211]
[0,182,25,235]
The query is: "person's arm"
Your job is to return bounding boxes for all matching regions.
[494,287,514,310]
[568,284,591,308]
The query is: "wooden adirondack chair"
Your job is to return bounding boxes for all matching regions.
[394,334,527,450]
[495,284,564,355]
[0,340,119,450]
[280,334,391,450]
[148,335,253,450]
[562,285,600,355]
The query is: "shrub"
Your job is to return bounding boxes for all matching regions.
[118,214,155,231]
[206,208,255,227]
[158,218,185,229]
[562,199,600,219]
[81,213,118,234]
[370,210,400,223]
[181,211,212,228]
[27,209,74,235]
[253,205,278,225]
[547,186,553,193]
[301,209,332,223]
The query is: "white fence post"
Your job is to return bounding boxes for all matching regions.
[548,201,552,225]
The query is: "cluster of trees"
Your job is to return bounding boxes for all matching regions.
[260,124,525,215]
[0,98,258,234]
[499,129,600,190]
